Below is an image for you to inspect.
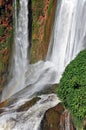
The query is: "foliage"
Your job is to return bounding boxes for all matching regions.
[56,49,86,128]
[0,26,5,36]
[0,0,13,90]
[47,0,53,15]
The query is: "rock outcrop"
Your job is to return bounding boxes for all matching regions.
[30,0,56,63]
[0,0,57,92]
[0,0,13,92]
[41,103,76,130]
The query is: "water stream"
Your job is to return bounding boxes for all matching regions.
[0,0,86,129]
[1,0,29,101]
[46,0,86,80]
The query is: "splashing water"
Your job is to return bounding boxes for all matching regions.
[0,0,86,129]
[21,0,86,95]
[1,0,86,101]
[1,0,29,101]
[46,0,86,80]
[0,94,60,130]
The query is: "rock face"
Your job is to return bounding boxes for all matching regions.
[0,0,13,92]
[41,103,76,130]
[0,0,57,92]
[30,0,56,63]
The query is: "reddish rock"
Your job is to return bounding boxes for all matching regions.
[0,0,3,6]
[41,103,76,130]
[0,0,13,90]
[30,0,57,63]
[59,110,76,130]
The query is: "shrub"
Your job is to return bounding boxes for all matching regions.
[56,49,86,129]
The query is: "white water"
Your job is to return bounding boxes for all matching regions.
[1,0,86,101]
[0,0,86,129]
[22,0,86,91]
[1,0,29,101]
[46,0,86,80]
[0,94,60,130]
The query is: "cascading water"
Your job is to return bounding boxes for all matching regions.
[46,0,86,81]
[13,0,29,88]
[0,0,86,130]
[0,94,60,130]
[1,0,29,101]
[21,0,86,93]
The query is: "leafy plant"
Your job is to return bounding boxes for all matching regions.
[56,49,86,130]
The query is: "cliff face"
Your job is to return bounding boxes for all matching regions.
[0,0,13,92]
[30,0,56,63]
[41,103,76,130]
[0,0,56,91]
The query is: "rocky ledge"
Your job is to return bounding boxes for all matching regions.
[41,103,76,130]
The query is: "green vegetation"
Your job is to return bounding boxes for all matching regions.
[32,0,45,41]
[47,0,53,15]
[56,49,86,130]
[0,1,13,91]
[0,26,5,36]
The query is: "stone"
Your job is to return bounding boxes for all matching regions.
[41,103,76,130]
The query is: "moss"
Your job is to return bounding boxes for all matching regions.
[0,0,13,91]
[0,26,5,36]
[0,62,4,72]
[47,0,53,15]
[30,0,56,63]
[56,49,86,129]
[32,0,45,38]
[44,0,56,45]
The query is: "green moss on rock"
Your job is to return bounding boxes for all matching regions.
[57,49,86,129]
[30,0,56,63]
[0,0,13,91]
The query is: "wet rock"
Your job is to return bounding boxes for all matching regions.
[41,103,64,130]
[30,0,57,63]
[41,103,76,130]
[0,108,5,114]
[37,84,58,95]
[0,99,8,108]
[59,110,76,130]
[17,97,40,112]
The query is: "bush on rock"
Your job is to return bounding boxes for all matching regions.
[56,49,86,129]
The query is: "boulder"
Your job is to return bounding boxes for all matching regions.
[41,103,76,130]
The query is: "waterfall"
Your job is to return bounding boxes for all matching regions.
[13,0,29,90]
[1,0,86,106]
[1,0,29,101]
[0,0,86,129]
[22,0,86,93]
[46,0,86,81]
[0,94,60,130]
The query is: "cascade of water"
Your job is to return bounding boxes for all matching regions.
[0,0,86,130]
[1,0,86,102]
[24,0,86,91]
[1,0,29,101]
[0,94,60,130]
[13,0,29,88]
[46,0,86,81]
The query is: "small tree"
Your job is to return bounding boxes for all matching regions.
[56,49,86,130]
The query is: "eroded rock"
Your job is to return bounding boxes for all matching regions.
[41,103,76,130]
[17,97,40,112]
